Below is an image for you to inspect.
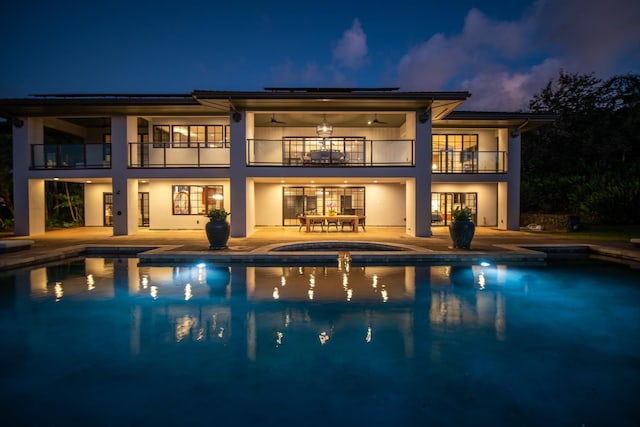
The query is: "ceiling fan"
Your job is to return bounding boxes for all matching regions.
[368,114,387,125]
[270,114,286,124]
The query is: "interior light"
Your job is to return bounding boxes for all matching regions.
[316,114,333,138]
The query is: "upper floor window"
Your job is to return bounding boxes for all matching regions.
[153,125,230,148]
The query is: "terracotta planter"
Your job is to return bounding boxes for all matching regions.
[448,219,475,249]
[205,219,230,249]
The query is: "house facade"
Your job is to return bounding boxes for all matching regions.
[1,88,554,237]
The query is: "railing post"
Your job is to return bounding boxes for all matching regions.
[163,143,167,168]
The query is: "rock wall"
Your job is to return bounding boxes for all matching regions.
[520,213,580,232]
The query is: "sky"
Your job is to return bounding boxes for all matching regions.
[1,0,639,111]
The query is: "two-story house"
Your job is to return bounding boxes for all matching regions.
[1,88,554,238]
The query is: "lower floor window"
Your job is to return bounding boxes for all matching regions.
[431,192,477,225]
[172,185,224,215]
[282,186,365,226]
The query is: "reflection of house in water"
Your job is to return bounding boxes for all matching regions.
[14,258,510,361]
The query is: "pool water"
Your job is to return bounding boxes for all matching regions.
[0,257,638,426]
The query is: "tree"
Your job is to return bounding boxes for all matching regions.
[0,119,13,229]
[522,71,640,224]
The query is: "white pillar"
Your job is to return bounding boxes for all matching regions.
[12,118,45,236]
[412,110,432,237]
[111,116,138,235]
[505,129,522,231]
[229,110,248,237]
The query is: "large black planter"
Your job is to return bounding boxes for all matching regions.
[205,219,230,249]
[448,219,475,249]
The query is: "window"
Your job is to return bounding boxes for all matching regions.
[172,185,224,215]
[153,125,170,148]
[432,134,478,172]
[282,186,365,226]
[431,192,477,225]
[153,125,230,148]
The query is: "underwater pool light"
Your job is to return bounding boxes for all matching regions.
[480,261,491,267]
[196,262,206,269]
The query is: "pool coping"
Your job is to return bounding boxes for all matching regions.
[1,241,638,272]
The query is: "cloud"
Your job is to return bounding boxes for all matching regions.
[269,59,326,86]
[332,18,369,70]
[396,0,640,110]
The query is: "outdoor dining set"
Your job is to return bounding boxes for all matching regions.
[297,212,366,233]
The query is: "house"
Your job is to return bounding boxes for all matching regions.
[0,88,555,237]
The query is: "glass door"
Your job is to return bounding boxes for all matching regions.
[431,192,477,225]
[103,193,113,226]
[139,192,149,227]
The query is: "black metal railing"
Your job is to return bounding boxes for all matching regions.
[128,142,230,168]
[431,150,507,173]
[246,138,415,166]
[31,143,111,169]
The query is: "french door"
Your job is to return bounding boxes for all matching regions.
[431,192,477,225]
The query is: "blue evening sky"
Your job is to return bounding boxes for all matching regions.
[1,0,638,110]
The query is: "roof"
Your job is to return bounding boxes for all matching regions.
[0,89,469,118]
[436,110,558,132]
[0,89,556,130]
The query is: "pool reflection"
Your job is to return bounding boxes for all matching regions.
[3,258,513,360]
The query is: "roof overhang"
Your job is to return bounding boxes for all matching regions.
[0,89,473,122]
[435,111,558,132]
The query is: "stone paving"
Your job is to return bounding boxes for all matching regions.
[1,226,639,271]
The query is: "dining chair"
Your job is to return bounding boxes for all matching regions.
[326,216,340,231]
[340,217,355,231]
[358,216,366,232]
[297,214,306,232]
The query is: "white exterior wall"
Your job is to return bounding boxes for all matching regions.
[367,183,405,226]
[85,183,112,226]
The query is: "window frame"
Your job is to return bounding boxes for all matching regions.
[172,184,224,215]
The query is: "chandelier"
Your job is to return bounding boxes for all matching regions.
[316,114,333,138]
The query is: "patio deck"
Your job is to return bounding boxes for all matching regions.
[0,226,638,272]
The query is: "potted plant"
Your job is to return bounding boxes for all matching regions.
[448,206,475,249]
[205,208,230,249]
[327,202,337,216]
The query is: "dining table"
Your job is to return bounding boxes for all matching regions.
[304,214,359,232]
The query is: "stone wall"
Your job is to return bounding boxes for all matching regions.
[520,213,580,232]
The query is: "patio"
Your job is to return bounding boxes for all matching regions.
[1,226,639,272]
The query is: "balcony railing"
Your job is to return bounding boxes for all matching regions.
[128,142,230,168]
[31,143,111,169]
[247,139,415,166]
[432,150,507,173]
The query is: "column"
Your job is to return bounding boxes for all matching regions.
[111,116,138,235]
[229,109,248,237]
[12,118,45,236]
[412,110,432,237]
[505,129,522,231]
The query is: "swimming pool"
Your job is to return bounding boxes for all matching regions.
[0,257,638,426]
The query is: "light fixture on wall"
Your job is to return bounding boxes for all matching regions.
[419,109,431,124]
[316,114,333,137]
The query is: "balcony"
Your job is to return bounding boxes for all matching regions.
[31,143,111,169]
[247,138,415,166]
[128,143,230,168]
[431,150,506,173]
